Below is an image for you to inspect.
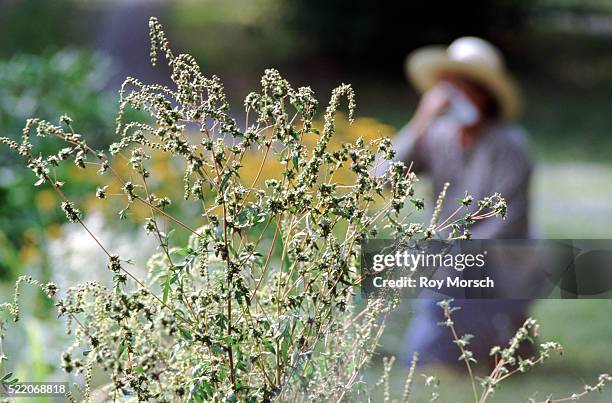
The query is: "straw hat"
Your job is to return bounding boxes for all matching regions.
[405,37,521,119]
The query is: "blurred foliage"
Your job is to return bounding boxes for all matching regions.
[0,0,83,56]
[170,0,295,74]
[537,0,612,13]
[168,0,536,72]
[2,0,612,76]
[284,0,534,69]
[0,49,118,278]
[0,50,116,142]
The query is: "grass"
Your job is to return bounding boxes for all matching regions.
[532,163,612,237]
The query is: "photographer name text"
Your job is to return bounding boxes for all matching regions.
[372,276,494,289]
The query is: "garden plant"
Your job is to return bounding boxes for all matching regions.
[0,17,610,402]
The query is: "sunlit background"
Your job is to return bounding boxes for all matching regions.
[1,0,611,401]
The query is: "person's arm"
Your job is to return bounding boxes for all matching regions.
[381,84,450,174]
[388,122,426,173]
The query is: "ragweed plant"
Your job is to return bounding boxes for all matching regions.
[0,18,508,402]
[434,299,611,403]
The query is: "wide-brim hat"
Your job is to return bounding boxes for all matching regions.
[405,36,521,119]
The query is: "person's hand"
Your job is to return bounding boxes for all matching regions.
[411,84,450,136]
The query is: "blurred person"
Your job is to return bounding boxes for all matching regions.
[392,37,535,367]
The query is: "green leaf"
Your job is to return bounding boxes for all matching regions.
[219,172,231,193]
[118,207,129,220]
[1,372,12,382]
[263,339,275,354]
[173,247,194,256]
[118,342,126,358]
[179,326,193,341]
[200,382,212,397]
[162,269,171,303]
[228,243,239,259]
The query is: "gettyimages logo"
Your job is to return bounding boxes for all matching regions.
[361,239,612,299]
[371,250,487,272]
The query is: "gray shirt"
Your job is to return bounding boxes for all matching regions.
[392,117,533,238]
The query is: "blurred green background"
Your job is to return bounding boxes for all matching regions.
[0,0,611,401]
